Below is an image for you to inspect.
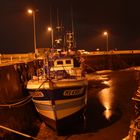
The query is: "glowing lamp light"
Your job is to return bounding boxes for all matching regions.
[48,27,52,31]
[27,9,33,14]
[103,31,108,36]
[103,31,109,52]
[47,27,54,46]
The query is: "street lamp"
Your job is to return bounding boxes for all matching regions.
[48,27,54,47]
[27,9,37,55]
[103,31,109,52]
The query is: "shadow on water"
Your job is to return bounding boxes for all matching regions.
[85,95,122,133]
[58,79,122,136]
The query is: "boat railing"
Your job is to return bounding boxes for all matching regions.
[123,116,140,140]
[49,67,83,80]
[71,67,83,77]
[0,53,35,64]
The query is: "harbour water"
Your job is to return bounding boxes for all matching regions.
[0,54,140,139]
[36,69,140,140]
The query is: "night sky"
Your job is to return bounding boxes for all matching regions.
[0,0,140,53]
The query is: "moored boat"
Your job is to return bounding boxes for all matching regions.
[123,84,140,140]
[27,52,88,132]
[27,10,88,131]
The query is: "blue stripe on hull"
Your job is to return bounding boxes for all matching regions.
[29,86,87,100]
[33,97,85,111]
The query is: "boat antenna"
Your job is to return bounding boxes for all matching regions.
[56,8,61,30]
[49,5,54,48]
[71,6,76,49]
[57,8,59,28]
[71,7,74,38]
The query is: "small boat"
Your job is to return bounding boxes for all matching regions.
[132,86,140,116]
[123,86,140,140]
[27,50,88,131]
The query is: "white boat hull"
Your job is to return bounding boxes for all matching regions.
[27,78,88,130]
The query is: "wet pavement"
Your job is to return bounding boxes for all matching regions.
[36,69,140,140]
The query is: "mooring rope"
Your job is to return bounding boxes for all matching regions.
[0,125,40,140]
[0,95,32,108]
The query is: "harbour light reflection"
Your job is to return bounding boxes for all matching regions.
[99,79,115,120]
[103,109,113,120]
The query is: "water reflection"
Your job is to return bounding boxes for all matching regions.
[56,72,124,135]
[103,109,113,120]
[99,79,115,120]
[101,80,110,86]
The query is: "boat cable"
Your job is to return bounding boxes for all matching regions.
[0,125,40,140]
[61,65,71,77]
[35,79,48,91]
[0,95,32,108]
[85,63,95,72]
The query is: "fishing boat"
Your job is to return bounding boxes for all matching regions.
[27,11,88,130]
[27,51,88,131]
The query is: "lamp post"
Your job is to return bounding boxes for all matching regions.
[103,31,109,52]
[48,27,54,47]
[27,9,37,55]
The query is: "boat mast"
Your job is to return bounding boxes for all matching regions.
[56,8,60,29]
[71,7,76,50]
[66,7,75,52]
[55,8,66,51]
[71,7,75,48]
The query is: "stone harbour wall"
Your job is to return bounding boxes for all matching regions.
[0,61,42,140]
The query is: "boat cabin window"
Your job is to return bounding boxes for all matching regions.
[57,61,63,65]
[66,60,71,64]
